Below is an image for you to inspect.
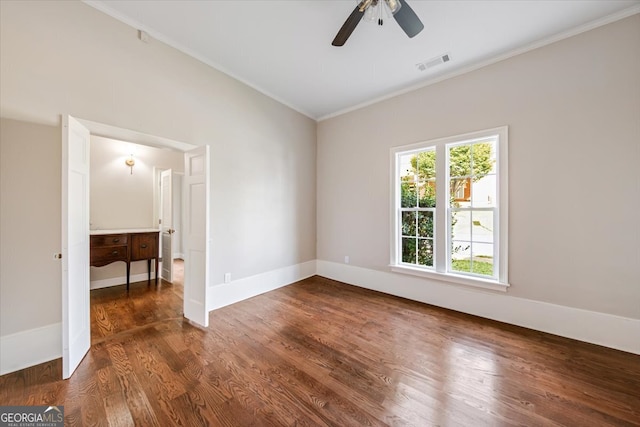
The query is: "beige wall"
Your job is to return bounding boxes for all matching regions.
[317,14,640,319]
[0,119,61,336]
[0,1,316,339]
[90,136,184,230]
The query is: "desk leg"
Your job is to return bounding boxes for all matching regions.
[155,257,159,285]
[126,262,130,291]
[147,259,151,284]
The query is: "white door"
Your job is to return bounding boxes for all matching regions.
[61,116,91,379]
[160,169,174,283]
[183,146,210,327]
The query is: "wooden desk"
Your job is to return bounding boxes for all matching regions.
[90,229,160,290]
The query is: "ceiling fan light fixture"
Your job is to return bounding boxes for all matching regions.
[384,0,402,15]
[358,0,374,13]
[332,0,422,46]
[363,0,402,24]
[363,2,378,23]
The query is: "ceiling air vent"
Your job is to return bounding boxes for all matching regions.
[416,54,450,72]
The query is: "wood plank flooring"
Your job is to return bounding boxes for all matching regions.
[90,260,184,344]
[1,273,639,426]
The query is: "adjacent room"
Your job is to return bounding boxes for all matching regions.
[89,137,184,288]
[1,0,638,425]
[89,136,187,341]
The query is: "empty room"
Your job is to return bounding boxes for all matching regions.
[1,1,639,426]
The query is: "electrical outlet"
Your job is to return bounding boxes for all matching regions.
[344,256,350,264]
[53,253,62,260]
[224,273,231,284]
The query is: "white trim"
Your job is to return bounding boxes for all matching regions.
[78,118,196,152]
[208,261,317,311]
[0,323,62,376]
[152,166,162,230]
[318,6,640,121]
[317,260,640,355]
[390,265,508,292]
[90,272,157,290]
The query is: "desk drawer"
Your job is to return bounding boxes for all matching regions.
[131,233,158,261]
[90,245,128,266]
[90,234,128,247]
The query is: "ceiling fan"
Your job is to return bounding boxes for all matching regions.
[332,0,424,47]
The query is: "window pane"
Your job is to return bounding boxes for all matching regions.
[418,239,433,267]
[451,240,471,260]
[450,178,470,206]
[399,153,416,178]
[451,210,471,243]
[401,181,417,208]
[471,174,496,207]
[414,150,436,180]
[472,243,494,276]
[402,238,417,264]
[471,211,494,243]
[451,260,471,273]
[401,211,416,236]
[417,211,433,238]
[450,240,471,273]
[418,180,436,207]
[449,145,471,179]
[472,141,496,175]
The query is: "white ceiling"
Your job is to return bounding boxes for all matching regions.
[84,0,640,120]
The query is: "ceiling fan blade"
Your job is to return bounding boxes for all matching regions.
[332,4,366,46]
[393,0,424,38]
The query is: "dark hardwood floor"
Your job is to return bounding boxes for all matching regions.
[90,259,184,344]
[1,271,639,426]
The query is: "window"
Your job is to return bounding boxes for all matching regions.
[390,127,509,290]
[399,147,436,267]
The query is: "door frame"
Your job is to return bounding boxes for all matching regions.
[154,168,185,261]
[159,168,174,283]
[153,169,186,282]
[63,116,212,376]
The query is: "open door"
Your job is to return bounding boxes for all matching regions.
[61,116,91,379]
[160,169,174,283]
[183,146,210,327]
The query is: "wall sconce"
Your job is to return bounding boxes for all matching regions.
[125,154,135,174]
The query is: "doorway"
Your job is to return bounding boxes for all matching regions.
[154,168,185,284]
[62,116,211,378]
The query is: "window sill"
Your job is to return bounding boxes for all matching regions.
[390,265,509,292]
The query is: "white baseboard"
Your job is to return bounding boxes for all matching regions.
[90,273,155,290]
[4,259,635,377]
[0,323,62,376]
[208,260,317,311]
[316,260,640,355]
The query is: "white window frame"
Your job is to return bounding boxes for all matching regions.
[390,126,509,292]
